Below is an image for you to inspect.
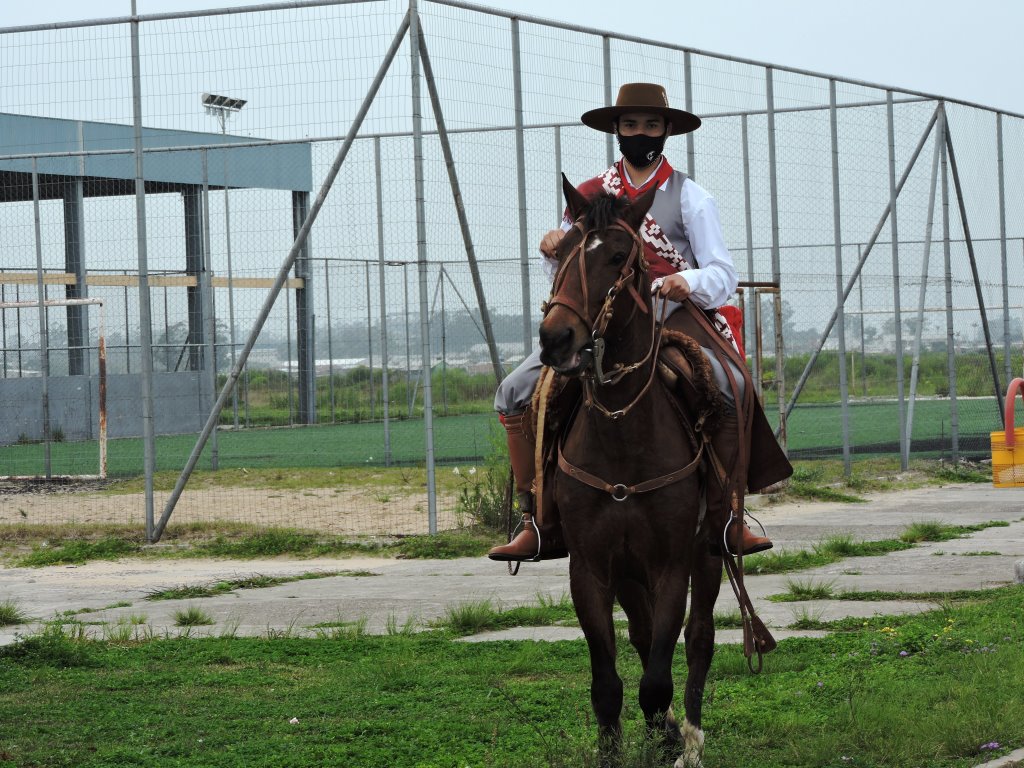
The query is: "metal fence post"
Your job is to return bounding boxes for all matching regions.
[374,136,392,466]
[511,18,533,358]
[554,125,562,220]
[887,91,908,469]
[130,0,157,540]
[603,35,614,167]
[324,260,335,422]
[222,150,240,430]
[200,149,219,470]
[829,80,851,474]
[766,67,781,287]
[404,263,413,416]
[857,245,866,396]
[906,127,942,460]
[741,113,757,392]
[939,106,959,459]
[365,260,376,420]
[998,113,1009,386]
[766,66,785,443]
[410,0,438,534]
[31,159,52,478]
[684,50,695,178]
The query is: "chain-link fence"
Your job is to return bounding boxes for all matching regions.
[2,0,1022,537]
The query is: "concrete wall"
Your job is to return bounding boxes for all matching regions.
[0,372,206,446]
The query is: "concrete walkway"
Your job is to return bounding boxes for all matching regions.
[1,483,1022,646]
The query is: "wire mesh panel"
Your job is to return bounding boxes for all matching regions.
[2,0,1023,538]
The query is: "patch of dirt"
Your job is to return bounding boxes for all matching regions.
[0,483,464,535]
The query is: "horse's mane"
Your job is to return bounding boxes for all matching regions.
[583,193,627,232]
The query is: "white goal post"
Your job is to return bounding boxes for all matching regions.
[0,296,107,480]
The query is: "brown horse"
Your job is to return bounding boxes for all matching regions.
[539,177,722,767]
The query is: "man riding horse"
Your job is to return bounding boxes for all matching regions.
[488,82,792,563]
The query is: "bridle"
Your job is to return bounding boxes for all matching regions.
[542,217,668,420]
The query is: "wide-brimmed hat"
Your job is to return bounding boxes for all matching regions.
[580,82,701,136]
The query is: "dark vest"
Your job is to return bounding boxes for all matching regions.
[647,170,696,269]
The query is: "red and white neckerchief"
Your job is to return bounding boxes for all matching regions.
[589,159,739,353]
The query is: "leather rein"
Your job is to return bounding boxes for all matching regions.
[542,217,705,501]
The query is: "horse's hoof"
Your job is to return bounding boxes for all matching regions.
[673,718,704,768]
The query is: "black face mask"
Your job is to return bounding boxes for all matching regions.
[617,131,667,169]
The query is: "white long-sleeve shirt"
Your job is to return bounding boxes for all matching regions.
[541,160,738,311]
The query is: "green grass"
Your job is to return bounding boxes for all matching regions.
[0,600,30,627]
[782,577,837,600]
[172,606,215,627]
[144,571,368,601]
[744,521,1010,577]
[7,524,502,567]
[0,586,1021,767]
[900,520,1010,543]
[432,594,577,636]
[15,536,139,567]
[743,536,913,576]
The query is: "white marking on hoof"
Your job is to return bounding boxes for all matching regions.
[586,235,604,252]
[674,717,705,768]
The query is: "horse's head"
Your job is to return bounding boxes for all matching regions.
[539,176,657,378]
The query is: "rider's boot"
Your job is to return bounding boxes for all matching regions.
[706,406,773,557]
[487,412,565,562]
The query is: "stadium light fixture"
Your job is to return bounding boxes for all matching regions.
[201,92,247,133]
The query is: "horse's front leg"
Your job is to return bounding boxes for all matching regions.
[569,556,622,765]
[638,563,690,752]
[677,551,724,768]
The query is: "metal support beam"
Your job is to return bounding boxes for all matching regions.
[62,177,89,377]
[766,67,781,285]
[417,24,504,382]
[944,119,1003,421]
[200,150,219,469]
[887,91,908,469]
[511,18,532,358]
[829,80,851,475]
[31,160,52,478]
[940,106,959,459]
[410,0,438,534]
[783,105,940,424]
[292,190,316,424]
[130,0,157,541]
[684,50,695,178]
[374,137,392,466]
[997,113,1010,386]
[905,122,942,460]
[603,35,614,167]
[183,187,205,372]
[741,113,756,388]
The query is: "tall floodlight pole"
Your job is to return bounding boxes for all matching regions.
[202,92,247,429]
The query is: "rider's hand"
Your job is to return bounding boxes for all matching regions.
[539,229,566,259]
[654,273,692,302]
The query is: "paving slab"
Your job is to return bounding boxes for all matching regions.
[1,483,1023,646]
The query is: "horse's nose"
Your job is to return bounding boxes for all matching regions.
[539,324,573,353]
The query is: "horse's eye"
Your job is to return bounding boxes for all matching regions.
[611,252,627,266]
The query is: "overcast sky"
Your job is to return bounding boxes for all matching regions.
[3,0,1021,116]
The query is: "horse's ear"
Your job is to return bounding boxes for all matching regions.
[562,173,589,221]
[622,184,657,232]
